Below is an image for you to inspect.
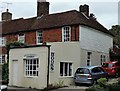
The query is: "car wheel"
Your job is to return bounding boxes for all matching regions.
[92,79,97,85]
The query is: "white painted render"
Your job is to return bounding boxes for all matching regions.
[9,42,81,89]
[48,42,81,85]
[80,49,109,67]
[9,47,49,89]
[79,25,113,53]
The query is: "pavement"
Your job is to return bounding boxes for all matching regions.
[7,78,118,91]
[7,85,88,91]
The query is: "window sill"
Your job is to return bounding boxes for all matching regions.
[24,76,38,78]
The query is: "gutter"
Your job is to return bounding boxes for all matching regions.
[47,45,51,88]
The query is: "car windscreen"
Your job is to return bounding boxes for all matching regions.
[76,68,90,74]
[102,63,113,68]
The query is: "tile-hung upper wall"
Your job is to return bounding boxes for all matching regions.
[79,25,113,54]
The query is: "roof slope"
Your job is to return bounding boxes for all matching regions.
[1,10,113,36]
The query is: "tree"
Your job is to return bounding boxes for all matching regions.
[109,25,120,48]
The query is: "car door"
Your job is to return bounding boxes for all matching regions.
[91,67,101,80]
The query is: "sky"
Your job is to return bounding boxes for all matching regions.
[0,0,120,29]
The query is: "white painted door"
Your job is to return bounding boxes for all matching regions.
[12,60,18,86]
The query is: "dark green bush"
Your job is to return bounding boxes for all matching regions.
[2,63,9,85]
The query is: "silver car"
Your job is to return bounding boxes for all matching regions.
[74,66,108,85]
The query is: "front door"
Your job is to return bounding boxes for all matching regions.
[12,60,18,86]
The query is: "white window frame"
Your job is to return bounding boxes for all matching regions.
[87,52,92,66]
[101,55,106,65]
[0,55,6,64]
[0,37,6,46]
[18,34,25,43]
[60,62,73,77]
[62,26,71,42]
[36,31,43,45]
[24,55,39,77]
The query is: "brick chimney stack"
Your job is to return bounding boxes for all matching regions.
[79,4,89,17]
[2,9,12,21]
[37,0,49,17]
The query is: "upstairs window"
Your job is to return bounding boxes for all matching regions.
[18,33,25,43]
[36,31,43,44]
[62,26,71,42]
[0,37,6,46]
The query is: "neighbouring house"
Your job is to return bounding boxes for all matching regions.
[1,0,113,89]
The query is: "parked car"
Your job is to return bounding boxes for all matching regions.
[102,61,120,77]
[0,85,7,91]
[74,66,108,85]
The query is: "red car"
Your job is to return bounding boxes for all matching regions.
[102,61,120,77]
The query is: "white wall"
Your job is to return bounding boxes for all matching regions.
[9,47,48,89]
[79,25,113,53]
[9,42,81,89]
[48,42,81,86]
[80,49,109,66]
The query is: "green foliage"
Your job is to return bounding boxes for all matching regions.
[86,77,120,91]
[97,78,107,87]
[118,77,120,84]
[109,25,120,48]
[44,80,66,90]
[86,86,96,91]
[6,41,27,49]
[2,63,9,85]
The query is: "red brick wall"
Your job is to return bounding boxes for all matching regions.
[25,31,36,45]
[6,34,18,42]
[5,31,36,45]
[5,25,80,45]
[71,25,79,41]
[43,25,79,43]
[43,28,62,42]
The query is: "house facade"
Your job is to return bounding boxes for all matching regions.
[1,0,113,89]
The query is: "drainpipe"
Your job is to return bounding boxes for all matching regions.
[47,45,51,87]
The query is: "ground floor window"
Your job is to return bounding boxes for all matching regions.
[60,62,72,77]
[101,55,106,65]
[24,58,39,77]
[87,52,92,66]
[0,55,6,64]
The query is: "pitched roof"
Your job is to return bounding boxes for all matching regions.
[2,17,36,34]
[1,10,113,36]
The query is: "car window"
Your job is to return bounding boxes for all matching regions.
[76,68,89,74]
[91,67,102,73]
[98,67,105,72]
[102,63,113,68]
